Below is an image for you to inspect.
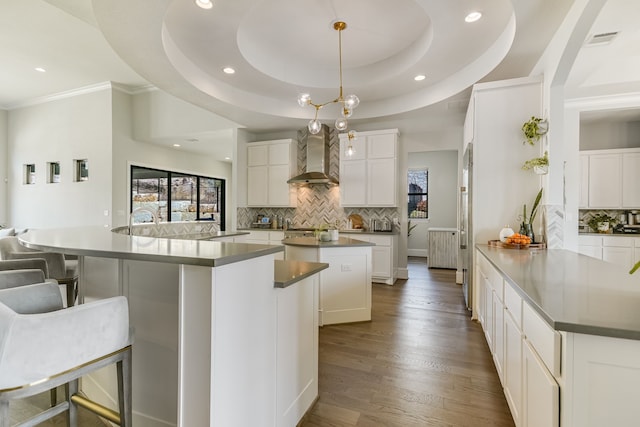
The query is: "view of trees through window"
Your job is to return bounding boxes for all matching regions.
[408,169,428,218]
[131,166,225,227]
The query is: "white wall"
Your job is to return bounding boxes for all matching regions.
[5,86,233,231]
[400,126,464,273]
[0,109,7,227]
[580,120,640,150]
[7,90,113,229]
[112,89,233,228]
[407,150,458,257]
[529,0,608,248]
[132,89,240,141]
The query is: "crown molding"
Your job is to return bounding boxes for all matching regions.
[565,92,640,111]
[6,81,155,110]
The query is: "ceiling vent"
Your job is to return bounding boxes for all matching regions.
[585,31,619,47]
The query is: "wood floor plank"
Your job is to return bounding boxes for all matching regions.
[301,258,515,427]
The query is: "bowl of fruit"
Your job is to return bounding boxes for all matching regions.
[504,233,531,249]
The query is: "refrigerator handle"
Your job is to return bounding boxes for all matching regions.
[459,186,467,249]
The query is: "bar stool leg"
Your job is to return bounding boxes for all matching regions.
[117,348,133,427]
[50,386,57,407]
[66,379,79,427]
[0,400,9,427]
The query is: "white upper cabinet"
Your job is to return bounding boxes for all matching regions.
[579,155,589,208]
[580,148,640,209]
[247,139,297,207]
[339,129,398,207]
[622,152,640,207]
[588,153,622,208]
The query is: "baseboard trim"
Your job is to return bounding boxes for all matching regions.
[407,249,428,257]
[397,268,409,280]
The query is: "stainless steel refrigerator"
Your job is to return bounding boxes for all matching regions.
[459,143,473,313]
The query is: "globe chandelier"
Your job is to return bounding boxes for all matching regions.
[297,21,360,135]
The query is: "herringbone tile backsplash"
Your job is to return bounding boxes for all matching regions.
[238,128,400,229]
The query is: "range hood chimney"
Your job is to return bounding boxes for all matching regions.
[287,125,339,186]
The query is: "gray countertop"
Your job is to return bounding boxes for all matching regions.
[273,260,329,288]
[19,227,283,267]
[476,244,640,340]
[282,236,375,248]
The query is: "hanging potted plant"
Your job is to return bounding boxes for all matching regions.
[522,151,549,174]
[522,116,548,145]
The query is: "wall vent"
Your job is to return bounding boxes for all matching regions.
[585,31,619,46]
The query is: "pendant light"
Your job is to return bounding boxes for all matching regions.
[297,21,360,134]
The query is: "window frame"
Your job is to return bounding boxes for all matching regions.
[130,165,225,229]
[407,168,428,219]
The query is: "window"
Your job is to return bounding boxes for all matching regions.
[408,169,428,218]
[130,165,225,228]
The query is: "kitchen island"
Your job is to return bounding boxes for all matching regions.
[19,227,327,427]
[475,244,640,427]
[284,236,374,325]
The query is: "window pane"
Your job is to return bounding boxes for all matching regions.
[408,169,428,218]
[200,178,221,221]
[131,167,167,222]
[171,174,197,222]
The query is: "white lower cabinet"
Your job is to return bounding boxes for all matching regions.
[493,291,505,383]
[275,274,318,427]
[341,233,398,284]
[503,309,523,426]
[522,339,559,427]
[285,245,372,325]
[563,333,640,427]
[578,235,638,269]
[476,250,560,427]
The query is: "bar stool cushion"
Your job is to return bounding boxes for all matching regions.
[0,283,130,390]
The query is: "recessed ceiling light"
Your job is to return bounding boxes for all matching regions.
[195,0,213,9]
[173,144,181,147]
[414,75,426,81]
[465,11,482,23]
[223,67,235,74]
[224,156,231,160]
[35,67,46,73]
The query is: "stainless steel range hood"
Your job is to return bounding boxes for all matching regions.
[287,125,339,186]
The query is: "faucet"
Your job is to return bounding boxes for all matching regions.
[129,207,159,235]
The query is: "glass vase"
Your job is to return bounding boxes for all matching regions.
[520,223,534,243]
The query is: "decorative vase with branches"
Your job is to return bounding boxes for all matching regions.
[519,188,543,242]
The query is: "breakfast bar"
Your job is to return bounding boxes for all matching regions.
[19,227,328,427]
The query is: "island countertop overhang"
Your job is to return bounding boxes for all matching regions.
[19,226,283,268]
[476,244,640,340]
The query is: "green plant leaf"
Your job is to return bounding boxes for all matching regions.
[529,188,543,225]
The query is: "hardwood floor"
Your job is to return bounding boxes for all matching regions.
[301,257,515,427]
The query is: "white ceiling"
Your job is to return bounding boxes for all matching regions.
[1,0,638,159]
